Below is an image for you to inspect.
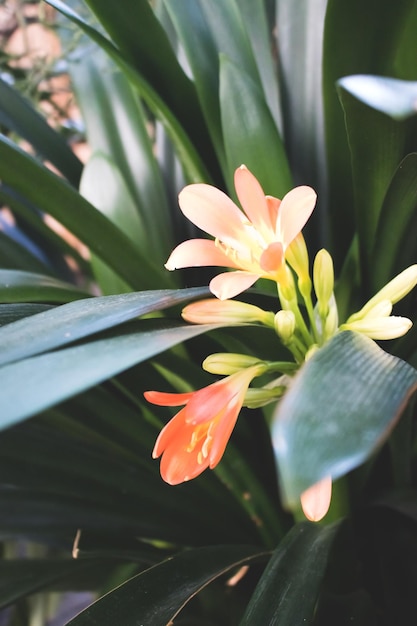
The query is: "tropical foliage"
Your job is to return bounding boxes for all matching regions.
[0,0,417,624]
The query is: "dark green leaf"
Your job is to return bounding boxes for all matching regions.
[372,153,417,290]
[219,55,292,197]
[46,0,215,183]
[272,331,417,507]
[66,545,267,626]
[0,303,53,325]
[0,319,218,429]
[338,75,417,121]
[336,86,417,286]
[275,0,327,204]
[323,0,416,267]
[0,270,89,303]
[0,559,105,609]
[240,522,338,625]
[0,78,82,186]
[0,287,208,366]
[0,136,166,290]
[67,46,173,260]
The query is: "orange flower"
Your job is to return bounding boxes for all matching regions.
[165,165,316,299]
[144,366,263,485]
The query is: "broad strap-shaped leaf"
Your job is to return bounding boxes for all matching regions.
[323,0,416,268]
[372,153,417,291]
[272,331,417,507]
[0,304,53,326]
[65,545,268,626]
[0,287,208,366]
[240,522,338,625]
[336,85,417,286]
[338,75,417,121]
[67,45,173,259]
[275,0,327,204]
[0,559,105,609]
[46,0,213,183]
[0,270,89,303]
[0,136,167,290]
[0,319,218,430]
[219,55,292,197]
[0,78,82,186]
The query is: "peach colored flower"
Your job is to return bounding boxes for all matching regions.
[144,365,262,485]
[165,165,317,300]
[300,476,332,522]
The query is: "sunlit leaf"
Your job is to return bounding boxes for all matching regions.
[272,331,417,506]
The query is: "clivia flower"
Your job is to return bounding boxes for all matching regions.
[144,364,265,485]
[165,165,317,300]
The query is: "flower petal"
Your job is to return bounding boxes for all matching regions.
[234,165,273,232]
[144,390,194,406]
[165,239,240,271]
[260,242,284,273]
[178,184,248,245]
[277,186,316,246]
[300,475,332,522]
[209,271,259,300]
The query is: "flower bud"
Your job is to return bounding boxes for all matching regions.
[286,233,312,298]
[203,353,266,376]
[350,265,417,321]
[274,310,296,344]
[313,249,334,317]
[182,299,274,326]
[340,315,412,340]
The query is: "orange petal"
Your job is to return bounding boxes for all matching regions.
[277,186,316,246]
[144,390,194,406]
[260,242,284,273]
[209,271,259,300]
[300,476,332,522]
[165,239,240,270]
[178,184,248,246]
[234,165,273,232]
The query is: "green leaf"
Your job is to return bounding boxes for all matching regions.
[219,55,292,197]
[0,559,103,609]
[0,78,82,186]
[336,86,417,286]
[0,304,53,326]
[65,545,267,626]
[46,0,215,183]
[0,230,52,275]
[240,522,338,625]
[0,135,165,290]
[0,319,218,430]
[338,75,417,121]
[275,0,327,203]
[272,331,417,507]
[323,0,416,267]
[0,270,89,303]
[372,153,417,290]
[80,153,172,291]
[67,45,173,258]
[163,0,225,164]
[0,287,208,366]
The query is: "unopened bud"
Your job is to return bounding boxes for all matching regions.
[313,249,334,317]
[350,265,417,321]
[203,353,265,375]
[340,316,412,340]
[274,310,296,344]
[286,233,312,298]
[182,299,274,326]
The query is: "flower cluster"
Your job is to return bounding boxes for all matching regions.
[145,165,417,521]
